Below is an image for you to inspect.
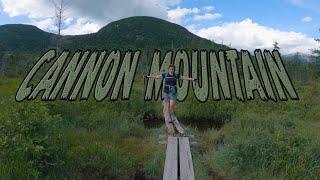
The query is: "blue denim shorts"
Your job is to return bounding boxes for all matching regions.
[163,89,177,102]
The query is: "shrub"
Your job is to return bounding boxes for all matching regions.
[0,97,62,178]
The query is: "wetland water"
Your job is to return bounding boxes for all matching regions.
[142,113,228,130]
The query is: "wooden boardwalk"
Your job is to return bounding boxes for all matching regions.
[162,102,195,180]
[162,101,185,135]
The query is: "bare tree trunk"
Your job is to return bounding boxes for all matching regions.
[51,0,66,52]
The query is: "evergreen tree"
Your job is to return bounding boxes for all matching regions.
[0,42,6,76]
[311,29,320,63]
[309,28,320,79]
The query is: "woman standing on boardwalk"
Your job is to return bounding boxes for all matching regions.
[145,64,196,119]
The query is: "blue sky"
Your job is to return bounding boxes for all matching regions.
[0,0,319,54]
[175,0,319,37]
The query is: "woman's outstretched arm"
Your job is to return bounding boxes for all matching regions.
[180,75,196,81]
[145,74,163,79]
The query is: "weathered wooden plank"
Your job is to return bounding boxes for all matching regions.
[163,101,175,135]
[171,113,185,135]
[164,118,175,135]
[163,137,178,180]
[179,137,195,180]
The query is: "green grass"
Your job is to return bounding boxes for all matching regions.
[0,73,319,179]
[0,78,165,179]
[192,80,320,179]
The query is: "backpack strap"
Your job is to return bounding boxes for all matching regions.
[164,72,169,79]
[164,72,179,82]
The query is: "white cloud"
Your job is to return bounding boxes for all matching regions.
[1,1,317,55]
[1,0,222,35]
[1,0,54,18]
[167,0,182,5]
[61,18,100,35]
[64,18,74,25]
[65,0,168,24]
[203,6,214,12]
[193,13,222,21]
[32,18,55,30]
[301,16,312,22]
[168,6,222,25]
[1,0,58,33]
[193,18,318,55]
[1,0,169,35]
[167,6,200,24]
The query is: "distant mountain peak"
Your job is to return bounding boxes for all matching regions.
[0,16,228,52]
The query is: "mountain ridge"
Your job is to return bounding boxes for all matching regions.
[0,16,228,53]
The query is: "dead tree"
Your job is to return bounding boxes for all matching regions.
[50,0,67,52]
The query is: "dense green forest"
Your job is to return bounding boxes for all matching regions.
[0,16,319,179]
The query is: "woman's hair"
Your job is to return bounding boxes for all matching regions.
[168,64,176,71]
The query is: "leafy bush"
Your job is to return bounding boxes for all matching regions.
[0,97,62,178]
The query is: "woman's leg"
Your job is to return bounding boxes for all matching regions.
[165,100,170,112]
[169,99,175,114]
[163,100,173,122]
[163,92,170,112]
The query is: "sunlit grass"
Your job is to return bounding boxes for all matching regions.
[0,76,319,179]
